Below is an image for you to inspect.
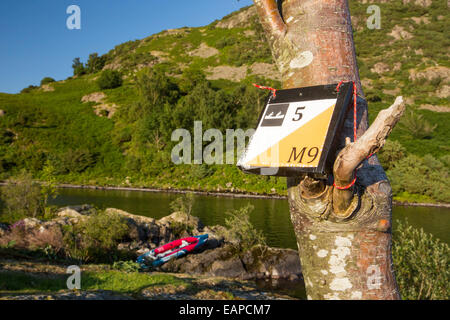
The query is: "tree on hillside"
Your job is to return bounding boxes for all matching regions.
[72,57,86,76]
[40,77,55,86]
[252,0,405,299]
[86,53,107,74]
[97,70,123,90]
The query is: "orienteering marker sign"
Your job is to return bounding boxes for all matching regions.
[237,83,354,177]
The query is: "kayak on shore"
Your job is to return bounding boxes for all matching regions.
[137,234,209,268]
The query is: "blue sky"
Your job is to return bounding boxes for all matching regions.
[0,0,254,93]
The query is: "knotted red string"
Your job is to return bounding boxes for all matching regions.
[253,83,277,99]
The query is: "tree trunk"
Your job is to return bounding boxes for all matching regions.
[252,0,404,299]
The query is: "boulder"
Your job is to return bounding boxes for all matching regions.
[41,84,54,92]
[209,257,248,279]
[188,43,219,59]
[67,204,94,215]
[105,208,155,225]
[105,208,166,244]
[160,243,238,275]
[157,211,203,231]
[22,218,42,229]
[160,243,302,281]
[57,208,83,219]
[241,247,302,280]
[81,92,106,104]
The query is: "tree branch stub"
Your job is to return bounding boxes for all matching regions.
[333,96,406,213]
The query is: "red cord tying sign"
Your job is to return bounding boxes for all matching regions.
[252,83,277,99]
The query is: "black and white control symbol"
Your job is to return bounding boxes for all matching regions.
[260,104,289,127]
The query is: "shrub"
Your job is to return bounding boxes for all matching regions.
[120,52,156,70]
[393,220,449,300]
[97,70,123,90]
[0,129,14,145]
[20,85,38,94]
[191,164,215,179]
[227,41,271,66]
[440,155,450,168]
[170,221,194,238]
[169,193,195,234]
[365,91,382,102]
[0,220,26,248]
[125,156,141,172]
[40,77,55,86]
[0,171,43,222]
[215,36,239,49]
[63,210,129,262]
[429,76,443,87]
[28,226,64,259]
[378,140,406,170]
[86,53,106,74]
[40,160,58,203]
[72,57,86,76]
[178,68,206,94]
[0,222,66,260]
[398,110,437,139]
[53,149,97,174]
[169,193,195,216]
[134,68,176,108]
[218,204,266,254]
[112,260,141,273]
[387,154,450,202]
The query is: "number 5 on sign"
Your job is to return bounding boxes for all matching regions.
[237,83,354,177]
[292,106,305,121]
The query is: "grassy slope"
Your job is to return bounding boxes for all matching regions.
[0,1,448,202]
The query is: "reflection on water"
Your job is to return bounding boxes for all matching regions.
[50,188,450,248]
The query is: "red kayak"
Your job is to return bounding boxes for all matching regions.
[137,234,208,268]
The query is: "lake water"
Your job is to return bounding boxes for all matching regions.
[50,188,450,248]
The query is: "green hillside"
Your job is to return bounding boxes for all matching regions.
[0,1,448,203]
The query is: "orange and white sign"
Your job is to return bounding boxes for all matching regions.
[237,83,353,177]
